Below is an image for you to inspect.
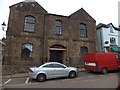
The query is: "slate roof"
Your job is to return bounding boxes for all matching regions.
[96,23,120,31]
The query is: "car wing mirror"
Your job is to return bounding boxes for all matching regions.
[63,66,67,68]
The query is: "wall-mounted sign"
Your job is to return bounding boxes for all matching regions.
[105,41,109,44]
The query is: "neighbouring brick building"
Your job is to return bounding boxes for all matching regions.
[3,0,96,67]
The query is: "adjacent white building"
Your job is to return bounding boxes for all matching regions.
[96,23,120,52]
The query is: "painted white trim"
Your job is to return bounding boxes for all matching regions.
[49,48,66,51]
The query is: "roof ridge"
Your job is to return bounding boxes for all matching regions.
[24,0,36,2]
[97,23,120,31]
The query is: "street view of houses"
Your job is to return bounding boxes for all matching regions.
[0,0,120,89]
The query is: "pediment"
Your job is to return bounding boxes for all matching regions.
[69,8,95,22]
[10,1,47,14]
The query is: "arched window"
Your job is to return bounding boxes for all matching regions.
[80,46,88,59]
[55,20,62,35]
[24,16,35,32]
[80,23,87,37]
[21,43,33,58]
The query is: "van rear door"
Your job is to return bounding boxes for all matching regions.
[116,54,120,69]
[84,53,98,71]
[84,53,96,65]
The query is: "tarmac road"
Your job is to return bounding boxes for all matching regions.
[2,71,119,89]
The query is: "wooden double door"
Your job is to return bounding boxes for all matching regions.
[50,50,64,63]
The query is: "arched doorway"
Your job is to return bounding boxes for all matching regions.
[49,45,66,63]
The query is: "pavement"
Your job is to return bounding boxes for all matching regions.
[2,68,85,79]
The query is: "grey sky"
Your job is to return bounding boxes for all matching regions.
[0,0,119,39]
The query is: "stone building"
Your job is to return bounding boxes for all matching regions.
[4,0,96,67]
[0,40,5,64]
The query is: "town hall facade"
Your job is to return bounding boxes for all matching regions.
[3,1,96,67]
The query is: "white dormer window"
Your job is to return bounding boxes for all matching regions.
[110,25,114,33]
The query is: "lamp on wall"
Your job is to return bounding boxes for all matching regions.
[1,22,6,31]
[0,22,6,65]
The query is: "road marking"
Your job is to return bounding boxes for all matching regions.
[25,77,29,84]
[61,79,69,82]
[99,75,105,77]
[48,81,56,83]
[75,77,84,80]
[88,76,94,78]
[109,75,117,78]
[4,82,41,87]
[4,79,11,85]
[29,81,31,84]
[84,80,89,82]
[108,73,115,76]
[90,80,95,82]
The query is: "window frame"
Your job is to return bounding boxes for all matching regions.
[55,20,62,35]
[80,46,88,60]
[110,37,116,45]
[21,43,33,59]
[43,64,53,68]
[110,25,114,33]
[52,64,65,68]
[116,54,120,60]
[80,23,87,37]
[24,15,35,32]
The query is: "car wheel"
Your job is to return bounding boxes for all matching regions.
[101,68,107,74]
[37,74,46,82]
[69,71,76,78]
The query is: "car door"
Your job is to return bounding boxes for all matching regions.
[52,64,68,77]
[42,64,55,78]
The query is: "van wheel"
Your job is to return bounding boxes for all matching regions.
[101,68,107,74]
[37,74,46,82]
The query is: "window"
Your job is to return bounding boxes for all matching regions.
[55,20,62,35]
[43,64,53,68]
[110,26,114,33]
[52,64,65,68]
[80,23,87,37]
[116,54,120,59]
[43,64,65,68]
[24,16,35,32]
[110,38,116,45]
[21,43,33,58]
[80,46,88,59]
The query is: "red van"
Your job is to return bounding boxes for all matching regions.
[84,52,120,74]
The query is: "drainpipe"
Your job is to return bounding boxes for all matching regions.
[100,28,103,52]
[42,14,46,64]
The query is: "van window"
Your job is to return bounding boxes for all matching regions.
[116,54,120,60]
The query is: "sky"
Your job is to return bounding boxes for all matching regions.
[0,0,120,39]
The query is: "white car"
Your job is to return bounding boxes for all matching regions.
[28,62,78,82]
